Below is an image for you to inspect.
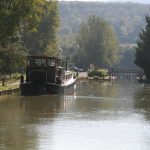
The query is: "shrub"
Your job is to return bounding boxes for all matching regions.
[88,69,108,77]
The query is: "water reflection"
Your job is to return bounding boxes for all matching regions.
[20,96,62,123]
[134,84,150,121]
[0,95,31,150]
[0,81,150,149]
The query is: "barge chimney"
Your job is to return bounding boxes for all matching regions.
[65,58,68,71]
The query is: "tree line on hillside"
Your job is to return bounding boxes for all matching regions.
[59,1,150,70]
[59,1,150,78]
[59,1,150,43]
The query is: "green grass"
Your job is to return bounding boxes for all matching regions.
[0,73,22,91]
[0,85,19,91]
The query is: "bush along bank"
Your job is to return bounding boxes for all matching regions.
[88,68,116,80]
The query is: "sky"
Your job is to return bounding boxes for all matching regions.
[97,0,149,3]
[62,0,150,4]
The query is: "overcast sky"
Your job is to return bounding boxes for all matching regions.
[62,0,150,4]
[98,0,149,3]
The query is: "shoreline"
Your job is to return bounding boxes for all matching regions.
[0,88,20,95]
[0,72,88,96]
[0,81,20,95]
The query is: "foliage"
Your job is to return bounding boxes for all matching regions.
[0,0,33,81]
[11,73,22,81]
[0,0,34,46]
[116,47,138,68]
[0,0,60,53]
[23,0,60,56]
[135,16,150,78]
[59,2,150,44]
[58,2,150,69]
[59,34,78,59]
[0,0,60,79]
[75,15,119,69]
[0,44,26,75]
[88,68,108,77]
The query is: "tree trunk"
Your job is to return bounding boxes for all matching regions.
[2,78,5,86]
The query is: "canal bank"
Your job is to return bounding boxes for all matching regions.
[0,81,20,95]
[0,72,87,96]
[0,88,19,95]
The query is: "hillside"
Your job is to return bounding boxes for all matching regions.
[59,2,150,43]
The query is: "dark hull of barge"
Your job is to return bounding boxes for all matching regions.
[20,80,76,96]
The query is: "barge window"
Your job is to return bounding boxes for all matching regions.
[48,59,55,66]
[41,59,46,66]
[27,58,47,66]
[27,58,34,66]
[34,59,42,66]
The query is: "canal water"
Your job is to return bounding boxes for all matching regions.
[0,80,150,150]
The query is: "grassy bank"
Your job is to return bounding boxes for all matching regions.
[0,74,21,91]
[0,84,19,91]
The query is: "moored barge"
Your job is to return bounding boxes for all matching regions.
[20,56,76,95]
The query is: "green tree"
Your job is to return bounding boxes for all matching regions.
[60,34,77,58]
[135,16,150,78]
[75,15,119,68]
[0,0,34,46]
[23,0,60,56]
[0,0,59,79]
[0,0,51,47]
[0,0,46,79]
[0,43,26,76]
